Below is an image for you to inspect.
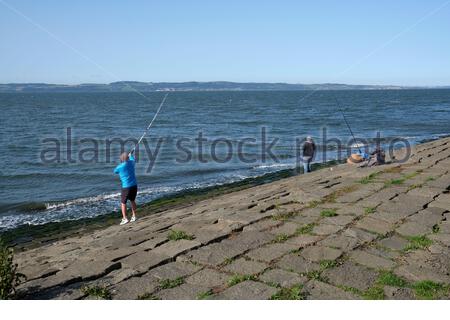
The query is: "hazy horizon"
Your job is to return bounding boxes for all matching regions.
[1,80,449,88]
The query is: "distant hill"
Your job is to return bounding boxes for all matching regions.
[0,81,447,92]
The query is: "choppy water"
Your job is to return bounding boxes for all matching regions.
[1,90,449,230]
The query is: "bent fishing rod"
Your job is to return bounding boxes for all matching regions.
[334,97,362,154]
[129,93,169,155]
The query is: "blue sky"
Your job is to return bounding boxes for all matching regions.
[1,0,449,85]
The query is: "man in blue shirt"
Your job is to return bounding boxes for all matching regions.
[114,152,138,225]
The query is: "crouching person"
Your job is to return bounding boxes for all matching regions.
[368,146,386,166]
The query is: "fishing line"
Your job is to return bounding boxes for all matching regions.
[37,96,169,195]
[130,93,169,154]
[334,97,362,154]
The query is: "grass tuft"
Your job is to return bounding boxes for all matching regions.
[321,185,359,203]
[305,270,326,282]
[272,212,295,221]
[159,277,184,289]
[167,230,194,241]
[197,290,213,300]
[270,284,305,300]
[362,286,384,300]
[377,270,408,287]
[138,293,160,300]
[319,260,337,270]
[384,178,405,187]
[364,207,376,214]
[296,223,315,235]
[413,280,448,299]
[81,285,112,299]
[227,274,257,287]
[404,235,433,252]
[359,172,379,184]
[403,172,419,180]
[222,257,235,265]
[272,234,289,243]
[320,209,338,217]
[339,285,361,296]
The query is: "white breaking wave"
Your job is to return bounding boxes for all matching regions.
[0,175,257,230]
[350,143,366,148]
[44,185,185,210]
[45,192,122,210]
[252,163,293,170]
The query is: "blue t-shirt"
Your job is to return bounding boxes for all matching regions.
[114,155,137,188]
[357,152,370,160]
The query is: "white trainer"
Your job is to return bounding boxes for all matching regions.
[130,215,136,223]
[120,218,129,225]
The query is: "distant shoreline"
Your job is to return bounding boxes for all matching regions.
[1,81,449,93]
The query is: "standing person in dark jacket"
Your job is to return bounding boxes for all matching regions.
[302,136,316,173]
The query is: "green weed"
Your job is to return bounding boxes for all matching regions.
[377,271,408,287]
[296,223,315,235]
[413,280,448,299]
[197,290,213,300]
[167,230,194,241]
[81,285,112,300]
[0,239,26,299]
[362,286,384,300]
[319,260,337,270]
[364,207,376,214]
[138,293,160,300]
[159,277,184,289]
[359,173,379,184]
[270,284,305,300]
[272,234,289,243]
[404,235,433,252]
[320,209,338,217]
[227,274,257,287]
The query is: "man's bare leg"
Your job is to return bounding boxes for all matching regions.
[121,203,128,220]
[130,201,137,218]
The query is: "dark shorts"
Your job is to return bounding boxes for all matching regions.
[121,185,137,204]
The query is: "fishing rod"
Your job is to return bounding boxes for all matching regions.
[130,93,169,155]
[334,97,362,154]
